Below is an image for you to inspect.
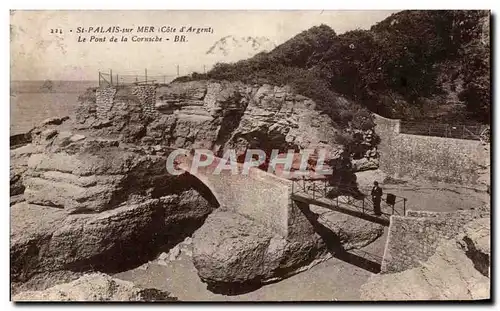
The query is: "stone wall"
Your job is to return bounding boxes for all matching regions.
[133,86,157,118]
[179,159,292,237]
[211,168,291,237]
[372,114,400,138]
[95,87,117,120]
[374,114,485,185]
[95,86,157,120]
[381,210,489,274]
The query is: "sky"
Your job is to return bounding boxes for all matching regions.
[10,10,399,81]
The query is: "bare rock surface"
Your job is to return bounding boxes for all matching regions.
[475,144,490,192]
[13,273,177,301]
[461,217,490,277]
[463,217,490,256]
[75,81,375,170]
[360,218,490,300]
[10,200,164,281]
[354,169,389,189]
[218,83,341,156]
[11,270,85,296]
[10,144,43,196]
[23,146,169,213]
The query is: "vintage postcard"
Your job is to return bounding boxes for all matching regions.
[10,10,491,302]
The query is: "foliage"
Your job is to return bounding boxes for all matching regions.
[370,10,489,122]
[192,11,490,129]
[454,11,491,123]
[171,75,194,83]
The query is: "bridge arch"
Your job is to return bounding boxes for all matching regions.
[177,154,293,237]
[181,171,221,209]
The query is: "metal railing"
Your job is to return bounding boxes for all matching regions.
[291,177,407,217]
[400,121,489,141]
[98,70,178,87]
[98,66,209,88]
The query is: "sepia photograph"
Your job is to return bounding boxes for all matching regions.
[9,8,491,302]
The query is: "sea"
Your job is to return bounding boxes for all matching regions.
[10,80,98,135]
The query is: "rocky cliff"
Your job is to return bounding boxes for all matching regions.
[74,80,378,168]
[10,114,219,284]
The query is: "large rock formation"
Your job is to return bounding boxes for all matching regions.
[13,273,178,301]
[12,179,216,282]
[11,80,382,297]
[11,119,218,284]
[74,81,377,168]
[192,206,384,290]
[360,217,490,300]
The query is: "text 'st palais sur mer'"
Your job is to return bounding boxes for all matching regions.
[76,26,213,43]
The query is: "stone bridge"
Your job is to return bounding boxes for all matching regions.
[177,152,293,237]
[175,150,392,239]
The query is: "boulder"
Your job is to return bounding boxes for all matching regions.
[11,128,218,283]
[193,210,288,286]
[463,218,490,256]
[28,116,72,146]
[13,273,177,301]
[23,150,128,213]
[11,179,217,282]
[10,194,25,206]
[163,188,217,225]
[40,128,58,141]
[11,270,85,296]
[10,168,26,196]
[23,176,119,213]
[10,132,32,148]
[70,134,86,142]
[10,203,69,282]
